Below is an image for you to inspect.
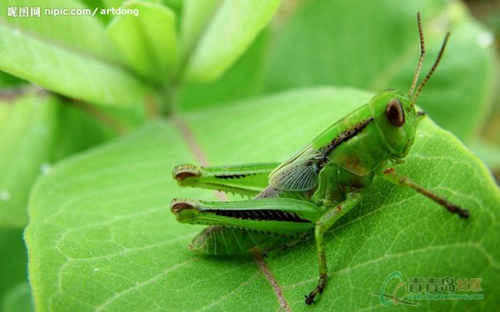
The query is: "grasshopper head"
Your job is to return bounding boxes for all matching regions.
[368,90,418,159]
[367,14,449,161]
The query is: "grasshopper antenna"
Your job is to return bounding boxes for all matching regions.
[408,12,425,98]
[411,32,450,105]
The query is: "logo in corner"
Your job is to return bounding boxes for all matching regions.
[372,271,484,307]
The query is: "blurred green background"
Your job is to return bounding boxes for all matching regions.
[0,0,499,311]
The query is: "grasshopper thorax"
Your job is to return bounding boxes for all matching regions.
[368,90,418,160]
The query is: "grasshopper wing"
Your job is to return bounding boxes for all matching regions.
[269,146,322,191]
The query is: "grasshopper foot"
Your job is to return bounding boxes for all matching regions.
[305,287,322,305]
[305,275,326,305]
[448,205,470,219]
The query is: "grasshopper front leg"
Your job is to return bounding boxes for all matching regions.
[305,192,362,305]
[382,168,469,218]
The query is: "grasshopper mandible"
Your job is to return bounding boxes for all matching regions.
[170,13,469,305]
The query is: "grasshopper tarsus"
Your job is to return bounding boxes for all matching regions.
[305,274,327,305]
[459,209,470,219]
[305,291,318,305]
[448,205,470,219]
[304,287,322,305]
[428,192,470,219]
[442,204,469,219]
[438,198,470,218]
[305,294,315,305]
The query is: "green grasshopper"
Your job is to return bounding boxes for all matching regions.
[170,13,469,305]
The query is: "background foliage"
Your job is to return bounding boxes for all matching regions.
[0,0,499,311]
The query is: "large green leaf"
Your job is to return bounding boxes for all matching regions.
[26,88,500,311]
[263,0,497,141]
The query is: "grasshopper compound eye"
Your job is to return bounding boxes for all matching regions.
[385,99,405,127]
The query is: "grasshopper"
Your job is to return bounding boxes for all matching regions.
[170,13,469,305]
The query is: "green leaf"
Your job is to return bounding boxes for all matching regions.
[178,0,218,63]
[0,91,116,227]
[0,23,150,107]
[181,0,282,82]
[178,31,269,110]
[0,92,58,227]
[263,0,498,141]
[107,1,178,83]
[26,88,500,310]
[0,0,118,61]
